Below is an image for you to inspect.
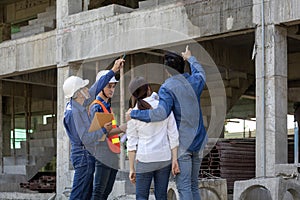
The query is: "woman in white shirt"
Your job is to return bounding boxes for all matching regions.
[127,77,180,200]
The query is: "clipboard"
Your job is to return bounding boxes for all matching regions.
[89,113,113,141]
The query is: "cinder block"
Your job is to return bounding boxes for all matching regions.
[30,146,55,156]
[29,138,55,148]
[11,32,24,40]
[46,6,56,13]
[0,174,27,184]
[37,10,56,19]
[29,18,56,26]
[20,21,55,32]
[0,183,27,192]
[138,0,176,9]
[31,130,56,139]
[3,165,26,175]
[139,0,157,9]
[3,156,35,166]
[36,123,57,132]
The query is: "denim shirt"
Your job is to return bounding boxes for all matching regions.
[130,56,206,152]
[63,70,116,157]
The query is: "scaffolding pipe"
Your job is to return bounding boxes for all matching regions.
[0,81,3,173]
[24,84,29,163]
[11,84,16,160]
[295,121,299,164]
[119,64,125,170]
[261,0,266,177]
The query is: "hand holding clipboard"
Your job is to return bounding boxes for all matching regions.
[89,113,114,141]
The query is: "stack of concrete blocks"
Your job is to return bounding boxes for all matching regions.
[138,0,177,9]
[0,117,56,192]
[27,117,57,179]
[11,6,56,40]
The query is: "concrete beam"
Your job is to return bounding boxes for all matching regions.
[2,81,56,100]
[201,38,255,75]
[253,0,300,25]
[273,0,300,25]
[0,31,56,76]
[56,0,68,29]
[58,0,254,64]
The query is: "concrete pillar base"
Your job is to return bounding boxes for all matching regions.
[168,178,227,200]
[233,177,300,200]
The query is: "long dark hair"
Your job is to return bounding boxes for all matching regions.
[128,77,152,110]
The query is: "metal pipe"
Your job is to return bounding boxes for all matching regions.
[0,81,3,173]
[261,0,266,177]
[295,121,299,164]
[119,65,125,170]
[11,84,16,160]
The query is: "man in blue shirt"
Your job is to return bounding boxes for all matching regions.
[127,46,207,200]
[63,58,124,200]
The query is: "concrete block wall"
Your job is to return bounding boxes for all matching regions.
[11,6,56,40]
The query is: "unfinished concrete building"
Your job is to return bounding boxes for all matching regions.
[0,0,300,199]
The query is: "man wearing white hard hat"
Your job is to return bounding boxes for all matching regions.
[62,58,124,200]
[90,70,126,200]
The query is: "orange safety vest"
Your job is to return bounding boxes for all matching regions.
[90,99,120,154]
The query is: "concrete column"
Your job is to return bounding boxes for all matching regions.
[56,0,82,29]
[255,24,287,177]
[83,0,89,11]
[56,0,69,29]
[56,66,75,199]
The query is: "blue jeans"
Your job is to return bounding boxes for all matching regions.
[136,162,171,200]
[175,151,201,200]
[69,150,95,200]
[92,160,118,200]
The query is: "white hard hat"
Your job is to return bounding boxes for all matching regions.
[63,76,89,98]
[96,70,118,83]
